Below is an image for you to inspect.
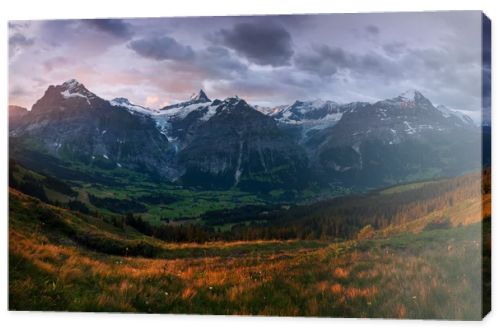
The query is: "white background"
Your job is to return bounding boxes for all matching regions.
[0,0,498,333]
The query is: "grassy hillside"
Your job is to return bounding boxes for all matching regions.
[9,170,489,318]
[199,170,486,241]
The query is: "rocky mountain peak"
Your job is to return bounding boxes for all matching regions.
[218,96,252,112]
[30,80,106,114]
[61,78,82,89]
[59,79,94,96]
[161,90,211,111]
[378,89,433,110]
[11,79,483,190]
[397,89,434,107]
[398,89,424,101]
[189,89,211,103]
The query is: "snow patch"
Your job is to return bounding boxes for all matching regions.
[62,79,79,90]
[200,104,220,121]
[436,105,475,125]
[61,90,91,105]
[399,89,419,101]
[352,143,363,168]
[331,162,352,172]
[403,121,416,134]
[233,140,244,187]
[157,102,211,118]
[110,98,158,115]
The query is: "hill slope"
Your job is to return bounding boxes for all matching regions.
[9,185,487,318]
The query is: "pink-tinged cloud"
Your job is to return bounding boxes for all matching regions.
[8,12,484,114]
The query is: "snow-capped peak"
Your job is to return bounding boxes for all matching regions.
[59,79,95,105]
[60,79,93,95]
[223,96,246,107]
[254,104,288,116]
[62,79,81,90]
[378,89,435,110]
[189,89,210,103]
[110,97,158,115]
[273,99,341,124]
[398,89,423,101]
[161,90,211,111]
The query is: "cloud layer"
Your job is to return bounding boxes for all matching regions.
[8,12,485,116]
[213,21,294,66]
[129,36,194,61]
[84,19,134,39]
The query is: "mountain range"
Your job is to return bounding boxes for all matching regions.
[9,79,483,191]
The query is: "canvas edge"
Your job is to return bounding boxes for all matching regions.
[481,11,492,320]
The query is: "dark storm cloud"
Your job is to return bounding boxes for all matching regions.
[295,44,399,79]
[482,15,491,123]
[197,46,248,77]
[129,36,194,61]
[210,68,313,103]
[382,42,407,57]
[84,19,134,39]
[365,24,380,35]
[8,21,30,31]
[214,21,294,67]
[160,45,248,81]
[37,20,133,51]
[38,20,77,47]
[9,32,34,58]
[9,85,27,98]
[269,14,316,29]
[9,32,34,48]
[294,34,482,111]
[294,45,348,76]
[8,12,485,113]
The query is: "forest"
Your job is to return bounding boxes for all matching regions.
[9,158,488,245]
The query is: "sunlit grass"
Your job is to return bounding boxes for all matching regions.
[9,210,483,318]
[8,174,488,319]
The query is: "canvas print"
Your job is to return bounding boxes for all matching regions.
[8,11,491,319]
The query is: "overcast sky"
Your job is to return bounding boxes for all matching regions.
[9,11,486,118]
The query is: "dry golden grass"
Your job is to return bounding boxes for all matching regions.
[9,219,484,319]
[8,186,487,318]
[330,283,343,295]
[333,267,350,279]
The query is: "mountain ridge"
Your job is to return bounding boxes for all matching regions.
[9,79,482,190]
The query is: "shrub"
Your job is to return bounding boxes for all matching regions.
[424,218,452,231]
[357,225,375,240]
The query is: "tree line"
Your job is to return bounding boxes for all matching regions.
[121,170,487,242]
